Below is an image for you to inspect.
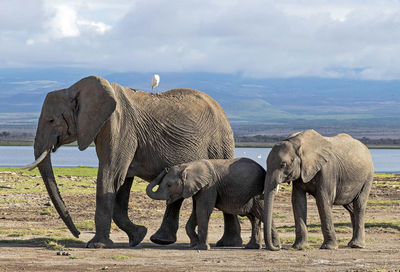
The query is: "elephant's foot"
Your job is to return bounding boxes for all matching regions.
[150,228,177,245]
[292,244,303,250]
[215,233,243,247]
[292,241,307,250]
[272,234,281,249]
[245,242,261,249]
[193,243,210,250]
[128,225,148,247]
[86,235,114,249]
[320,241,338,250]
[189,237,199,248]
[348,239,365,249]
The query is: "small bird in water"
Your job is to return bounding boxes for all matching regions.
[152,74,160,92]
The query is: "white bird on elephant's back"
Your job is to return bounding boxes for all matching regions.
[152,74,160,92]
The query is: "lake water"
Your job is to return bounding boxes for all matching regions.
[1,146,399,173]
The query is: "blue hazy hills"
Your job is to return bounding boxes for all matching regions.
[1,67,399,128]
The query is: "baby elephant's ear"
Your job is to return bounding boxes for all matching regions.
[182,161,213,198]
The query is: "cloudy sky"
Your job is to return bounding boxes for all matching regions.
[1,0,400,79]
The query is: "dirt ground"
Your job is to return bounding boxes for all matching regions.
[0,172,399,271]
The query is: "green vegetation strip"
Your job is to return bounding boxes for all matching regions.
[368,200,400,205]
[1,167,398,179]
[281,237,348,248]
[374,173,400,178]
[0,167,397,195]
[0,167,149,194]
[72,220,118,231]
[0,166,98,177]
[0,228,66,237]
[112,255,129,260]
[0,141,33,146]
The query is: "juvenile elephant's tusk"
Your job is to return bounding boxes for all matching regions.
[276,184,280,193]
[22,149,50,171]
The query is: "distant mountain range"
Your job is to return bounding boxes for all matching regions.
[1,67,399,131]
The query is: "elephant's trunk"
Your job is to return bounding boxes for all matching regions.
[146,169,168,200]
[264,175,280,251]
[35,147,80,238]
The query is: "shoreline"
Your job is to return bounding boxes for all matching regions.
[235,142,400,149]
[0,166,398,176]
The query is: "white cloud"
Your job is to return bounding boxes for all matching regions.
[77,20,111,34]
[26,39,35,46]
[41,1,112,40]
[46,4,80,39]
[1,0,400,79]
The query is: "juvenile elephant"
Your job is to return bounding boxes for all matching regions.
[264,130,374,251]
[146,158,280,250]
[23,75,241,248]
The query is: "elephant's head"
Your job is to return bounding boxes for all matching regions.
[146,161,212,204]
[23,76,116,238]
[264,130,330,250]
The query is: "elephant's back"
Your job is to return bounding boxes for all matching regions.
[160,88,227,116]
[214,158,265,214]
[217,158,265,199]
[122,86,234,179]
[329,134,374,175]
[158,88,234,160]
[330,134,372,160]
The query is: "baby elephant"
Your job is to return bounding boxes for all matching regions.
[146,158,280,250]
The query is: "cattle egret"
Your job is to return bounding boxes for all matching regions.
[152,74,160,92]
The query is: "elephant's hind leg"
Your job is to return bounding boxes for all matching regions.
[346,179,373,248]
[113,177,147,247]
[343,203,357,246]
[215,213,243,247]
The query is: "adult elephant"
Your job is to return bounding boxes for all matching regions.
[24,75,241,248]
[264,130,374,251]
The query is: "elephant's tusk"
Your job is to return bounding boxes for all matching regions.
[276,184,280,193]
[22,149,50,171]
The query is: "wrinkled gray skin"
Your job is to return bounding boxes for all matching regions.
[32,75,242,248]
[147,158,280,250]
[264,130,374,251]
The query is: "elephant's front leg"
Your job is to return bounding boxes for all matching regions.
[112,177,147,247]
[292,183,308,249]
[185,201,199,247]
[87,174,115,248]
[194,203,213,250]
[150,199,183,245]
[245,215,261,249]
[192,191,216,250]
[87,162,129,248]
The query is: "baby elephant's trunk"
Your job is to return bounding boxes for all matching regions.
[146,169,168,200]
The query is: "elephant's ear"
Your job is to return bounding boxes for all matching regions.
[293,130,331,183]
[182,161,213,198]
[68,76,116,151]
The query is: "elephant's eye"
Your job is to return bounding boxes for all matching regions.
[167,183,172,188]
[280,162,287,168]
[49,119,55,124]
